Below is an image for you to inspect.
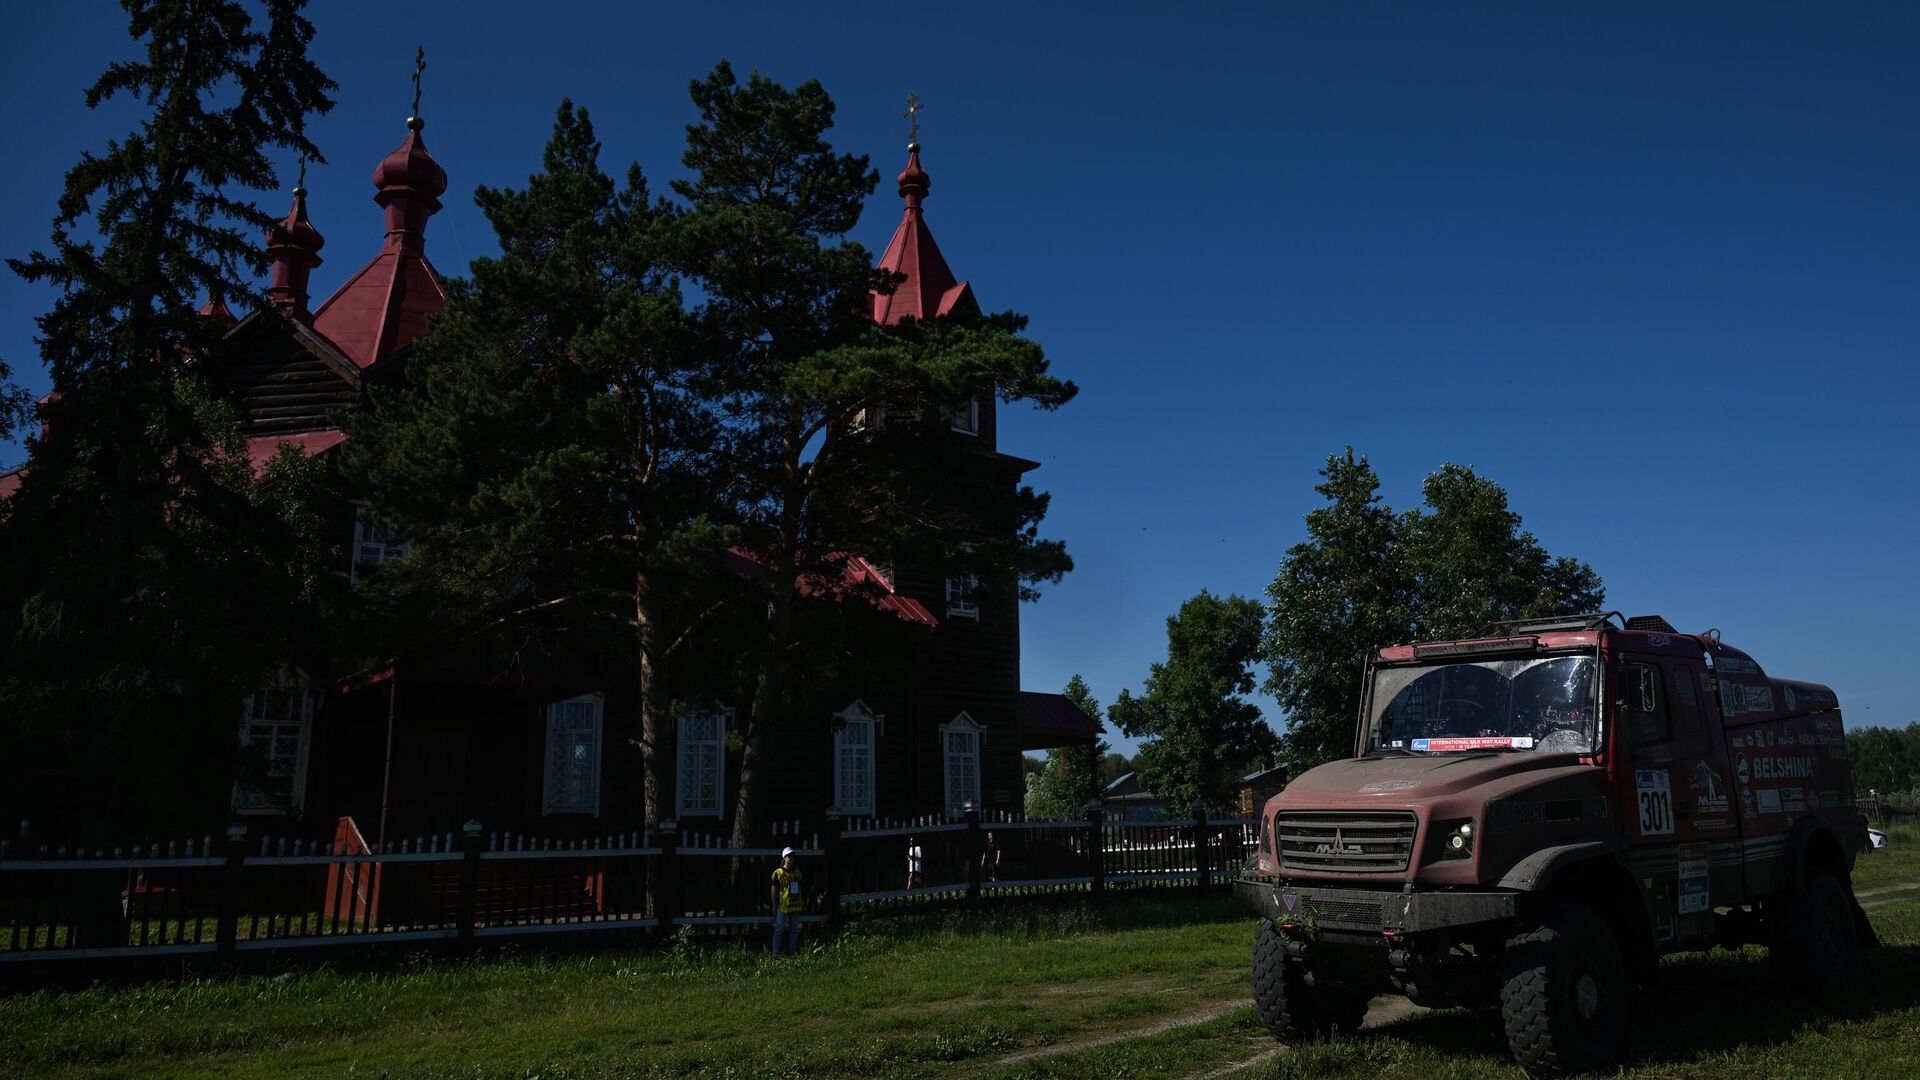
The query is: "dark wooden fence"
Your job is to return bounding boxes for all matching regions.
[0,807,1254,978]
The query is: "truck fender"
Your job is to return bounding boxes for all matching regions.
[1782,816,1856,892]
[1496,836,1629,892]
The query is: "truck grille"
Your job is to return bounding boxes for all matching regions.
[1305,897,1385,928]
[1276,811,1417,874]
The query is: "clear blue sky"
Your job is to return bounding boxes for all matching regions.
[4,3,1916,756]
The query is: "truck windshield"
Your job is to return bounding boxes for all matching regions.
[1368,654,1598,754]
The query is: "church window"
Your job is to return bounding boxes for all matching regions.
[833,701,878,815]
[941,713,982,817]
[677,708,730,818]
[235,665,320,814]
[942,396,980,435]
[543,694,604,816]
[350,501,413,582]
[946,573,980,620]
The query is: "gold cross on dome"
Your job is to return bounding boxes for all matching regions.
[903,92,924,144]
[410,46,426,117]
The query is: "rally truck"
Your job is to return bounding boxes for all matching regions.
[1238,613,1874,1075]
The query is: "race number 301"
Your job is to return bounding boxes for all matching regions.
[1636,770,1675,836]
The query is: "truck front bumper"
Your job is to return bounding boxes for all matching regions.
[1234,876,1520,935]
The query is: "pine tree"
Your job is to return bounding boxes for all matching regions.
[668,62,1074,844]
[0,0,336,841]
[341,101,718,828]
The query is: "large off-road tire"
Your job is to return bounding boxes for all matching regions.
[1499,902,1629,1076]
[1768,870,1858,999]
[1252,921,1369,1042]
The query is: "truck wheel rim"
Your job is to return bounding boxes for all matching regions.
[1575,973,1599,1020]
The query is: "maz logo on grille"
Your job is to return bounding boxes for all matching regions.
[1312,828,1365,856]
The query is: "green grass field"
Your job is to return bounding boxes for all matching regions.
[6,842,1920,1080]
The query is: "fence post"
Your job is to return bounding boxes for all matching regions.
[458,820,482,948]
[1087,802,1105,900]
[655,819,679,940]
[1193,801,1211,895]
[823,811,843,928]
[216,823,247,966]
[964,802,982,908]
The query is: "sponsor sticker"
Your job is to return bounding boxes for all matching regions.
[1781,787,1807,814]
[1717,656,1760,675]
[1649,633,1672,647]
[1359,780,1420,793]
[1692,760,1730,816]
[1678,843,1710,914]
[1636,770,1676,836]
[1757,788,1782,815]
[1411,736,1534,752]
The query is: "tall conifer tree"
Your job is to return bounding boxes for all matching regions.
[0,0,336,841]
[342,102,717,828]
[668,62,1074,843]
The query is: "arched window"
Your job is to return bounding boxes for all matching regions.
[941,712,982,817]
[833,700,879,816]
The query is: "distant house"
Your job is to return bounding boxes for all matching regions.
[1102,771,1169,821]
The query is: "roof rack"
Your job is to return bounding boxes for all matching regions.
[1474,612,1624,637]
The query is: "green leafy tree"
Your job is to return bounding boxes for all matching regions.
[1100,751,1137,786]
[1110,592,1279,815]
[668,62,1074,844]
[1848,723,1920,805]
[342,102,719,828]
[1023,674,1107,819]
[1263,449,1604,772]
[0,0,335,842]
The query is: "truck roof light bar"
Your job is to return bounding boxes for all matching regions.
[1474,612,1624,637]
[1413,636,1539,659]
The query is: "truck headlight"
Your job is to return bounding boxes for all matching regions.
[1429,818,1475,862]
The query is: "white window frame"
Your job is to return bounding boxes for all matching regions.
[676,707,732,818]
[945,572,980,620]
[542,693,605,816]
[832,700,880,816]
[234,664,319,815]
[941,712,983,817]
[942,395,980,436]
[349,500,414,583]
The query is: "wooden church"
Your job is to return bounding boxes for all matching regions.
[11,93,1101,846]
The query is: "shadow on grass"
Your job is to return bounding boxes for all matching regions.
[1362,943,1920,1071]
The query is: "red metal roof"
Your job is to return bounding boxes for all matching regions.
[722,548,938,628]
[1017,691,1104,750]
[245,429,347,476]
[311,118,448,368]
[870,146,976,325]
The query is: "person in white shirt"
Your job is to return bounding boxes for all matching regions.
[906,836,924,889]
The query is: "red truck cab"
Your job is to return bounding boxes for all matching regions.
[1239,613,1871,1076]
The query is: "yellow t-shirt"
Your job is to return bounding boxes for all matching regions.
[771,867,804,913]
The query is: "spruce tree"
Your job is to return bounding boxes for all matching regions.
[0,0,336,841]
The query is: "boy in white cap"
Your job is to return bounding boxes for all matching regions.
[770,846,803,955]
